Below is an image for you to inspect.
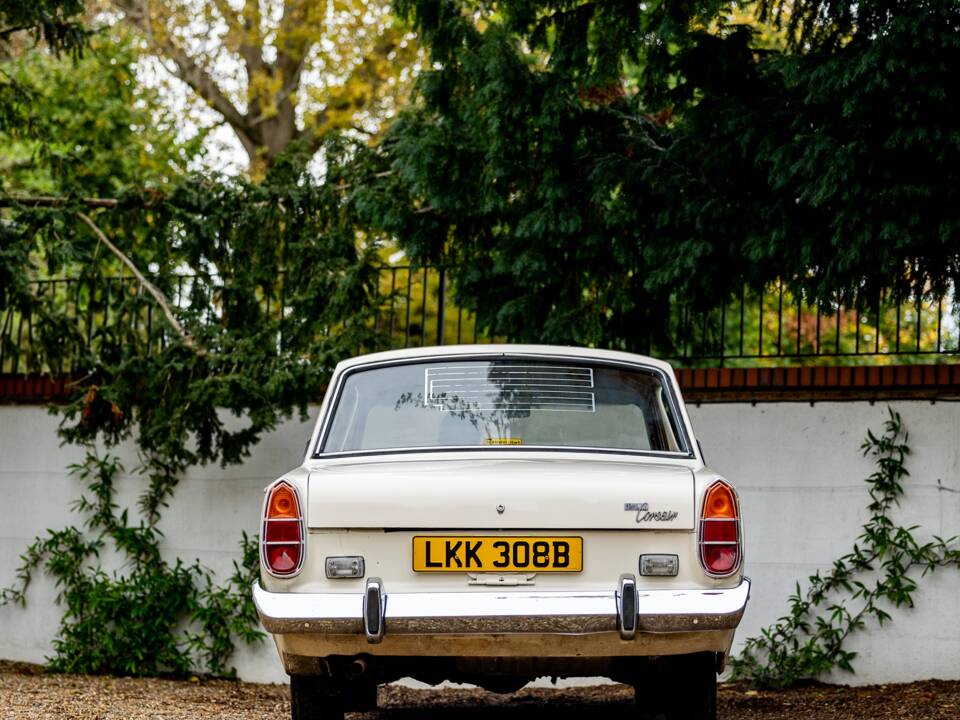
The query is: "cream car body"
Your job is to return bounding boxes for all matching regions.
[255,345,749,720]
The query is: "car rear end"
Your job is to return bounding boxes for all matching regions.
[254,346,749,720]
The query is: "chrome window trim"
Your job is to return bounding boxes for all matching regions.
[315,445,695,461]
[312,353,695,460]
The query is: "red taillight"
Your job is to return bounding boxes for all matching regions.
[699,480,741,577]
[262,481,303,576]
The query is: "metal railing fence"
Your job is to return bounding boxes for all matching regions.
[661,281,958,367]
[1,268,957,375]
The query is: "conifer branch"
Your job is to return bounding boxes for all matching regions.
[76,211,204,355]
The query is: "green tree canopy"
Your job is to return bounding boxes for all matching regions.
[354,0,960,350]
[0,0,88,132]
[0,34,203,196]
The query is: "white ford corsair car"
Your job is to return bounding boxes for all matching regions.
[254,345,749,719]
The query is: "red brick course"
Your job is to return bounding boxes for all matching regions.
[675,364,960,403]
[0,374,83,403]
[4,364,960,405]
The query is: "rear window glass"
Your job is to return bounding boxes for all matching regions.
[320,359,689,455]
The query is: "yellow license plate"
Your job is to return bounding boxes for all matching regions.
[412,536,583,572]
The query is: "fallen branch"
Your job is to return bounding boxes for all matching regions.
[77,212,204,355]
[0,196,121,208]
[1,171,398,209]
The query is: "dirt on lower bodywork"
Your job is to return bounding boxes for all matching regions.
[1,661,958,719]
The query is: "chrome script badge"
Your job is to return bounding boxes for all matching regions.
[625,502,680,523]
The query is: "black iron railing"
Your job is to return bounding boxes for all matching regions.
[371,265,482,347]
[1,268,957,375]
[664,282,957,366]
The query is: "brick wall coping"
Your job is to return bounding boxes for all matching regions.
[4,364,960,405]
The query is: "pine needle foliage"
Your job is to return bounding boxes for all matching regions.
[0,0,88,56]
[3,145,382,520]
[1,11,384,676]
[0,142,385,675]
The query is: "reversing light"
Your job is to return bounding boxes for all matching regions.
[699,480,741,577]
[262,481,304,577]
[640,554,679,577]
[326,556,365,579]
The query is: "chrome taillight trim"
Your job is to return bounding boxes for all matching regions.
[697,480,743,579]
[261,480,306,578]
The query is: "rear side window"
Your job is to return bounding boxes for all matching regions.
[320,359,689,455]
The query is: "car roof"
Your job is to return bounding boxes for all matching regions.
[333,344,676,374]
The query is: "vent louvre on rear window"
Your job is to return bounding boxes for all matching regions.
[425,365,596,412]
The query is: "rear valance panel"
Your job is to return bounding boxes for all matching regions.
[308,458,694,530]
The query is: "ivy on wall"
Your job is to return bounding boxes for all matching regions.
[731,410,960,688]
[1,453,262,676]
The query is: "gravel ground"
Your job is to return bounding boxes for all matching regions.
[2,661,959,719]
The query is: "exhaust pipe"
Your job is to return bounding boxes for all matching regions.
[348,657,368,678]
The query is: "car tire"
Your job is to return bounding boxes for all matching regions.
[634,652,717,720]
[344,681,378,711]
[290,675,344,720]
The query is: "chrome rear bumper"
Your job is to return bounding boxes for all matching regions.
[254,578,750,637]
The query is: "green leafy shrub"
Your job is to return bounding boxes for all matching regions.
[1,452,263,677]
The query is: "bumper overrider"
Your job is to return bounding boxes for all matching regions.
[253,577,750,642]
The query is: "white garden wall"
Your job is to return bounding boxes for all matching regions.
[1,400,958,685]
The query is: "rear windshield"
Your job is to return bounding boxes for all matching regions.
[319,359,689,455]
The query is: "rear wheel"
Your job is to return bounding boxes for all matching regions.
[290,675,344,720]
[634,652,717,720]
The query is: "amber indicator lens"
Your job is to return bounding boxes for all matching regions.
[699,480,740,576]
[268,484,299,518]
[704,484,736,518]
